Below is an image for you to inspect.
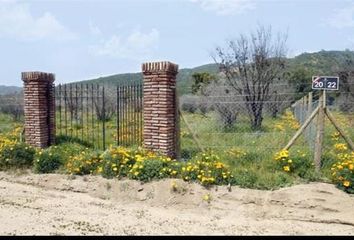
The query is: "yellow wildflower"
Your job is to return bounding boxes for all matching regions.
[343,181,351,187]
[283,166,290,172]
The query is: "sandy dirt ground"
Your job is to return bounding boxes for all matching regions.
[0,170,353,236]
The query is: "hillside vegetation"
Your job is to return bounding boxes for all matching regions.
[1,50,354,95]
[71,50,354,95]
[0,85,22,95]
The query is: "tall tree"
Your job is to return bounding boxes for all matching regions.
[213,25,288,129]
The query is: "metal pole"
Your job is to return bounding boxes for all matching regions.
[58,84,62,135]
[102,86,106,150]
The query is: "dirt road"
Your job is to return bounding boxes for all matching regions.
[0,171,353,235]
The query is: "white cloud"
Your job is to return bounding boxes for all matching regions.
[190,0,255,15]
[90,28,160,60]
[0,1,76,41]
[327,6,354,29]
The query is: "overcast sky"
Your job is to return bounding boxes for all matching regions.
[1,0,354,86]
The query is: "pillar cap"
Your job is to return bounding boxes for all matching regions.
[22,72,55,82]
[142,61,178,74]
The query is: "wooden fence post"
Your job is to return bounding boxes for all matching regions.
[314,90,326,171]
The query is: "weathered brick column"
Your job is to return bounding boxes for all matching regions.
[22,72,55,148]
[142,61,180,159]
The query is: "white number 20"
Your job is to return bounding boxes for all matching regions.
[315,81,323,88]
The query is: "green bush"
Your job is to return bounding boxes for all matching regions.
[52,143,88,160]
[65,150,102,175]
[180,151,235,186]
[0,142,35,169]
[55,134,93,148]
[128,158,166,182]
[331,152,354,194]
[100,146,136,179]
[34,149,62,173]
[33,143,88,174]
[291,154,316,179]
[233,169,259,188]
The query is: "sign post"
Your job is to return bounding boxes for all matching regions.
[283,75,347,173]
[314,89,325,171]
[312,76,339,170]
[312,76,339,90]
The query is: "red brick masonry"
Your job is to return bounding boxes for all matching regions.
[22,72,55,148]
[142,62,180,159]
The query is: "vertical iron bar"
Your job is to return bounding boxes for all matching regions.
[139,84,142,145]
[58,84,62,135]
[81,84,84,141]
[75,84,78,139]
[141,83,143,145]
[116,85,119,146]
[131,85,134,146]
[97,84,100,149]
[64,84,67,136]
[91,84,95,146]
[86,84,89,144]
[70,84,73,138]
[127,85,132,146]
[102,86,106,150]
[133,84,136,145]
[123,85,126,146]
[126,85,129,146]
[129,85,132,146]
[121,85,124,146]
[119,86,123,146]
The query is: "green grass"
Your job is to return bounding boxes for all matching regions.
[0,113,21,134]
[180,110,353,190]
[180,111,301,159]
[1,108,352,191]
[55,111,142,150]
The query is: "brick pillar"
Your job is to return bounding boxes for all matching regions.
[22,72,55,148]
[142,61,180,159]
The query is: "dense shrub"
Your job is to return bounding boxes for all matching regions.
[100,146,137,178]
[274,149,317,180]
[180,150,235,186]
[55,135,93,148]
[214,104,238,129]
[181,101,198,113]
[331,151,354,194]
[34,143,88,174]
[34,149,62,173]
[129,158,166,182]
[0,141,35,169]
[65,150,102,175]
[0,127,35,169]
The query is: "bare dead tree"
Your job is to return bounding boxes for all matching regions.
[93,87,115,122]
[266,78,296,118]
[63,85,81,123]
[213,25,288,129]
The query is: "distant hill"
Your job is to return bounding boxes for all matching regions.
[287,50,354,74]
[72,63,219,95]
[64,50,354,95]
[0,85,22,95]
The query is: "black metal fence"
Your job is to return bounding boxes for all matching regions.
[55,83,143,150]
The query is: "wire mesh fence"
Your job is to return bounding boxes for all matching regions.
[0,80,352,163]
[178,83,354,161]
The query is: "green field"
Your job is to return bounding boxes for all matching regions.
[1,108,353,190]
